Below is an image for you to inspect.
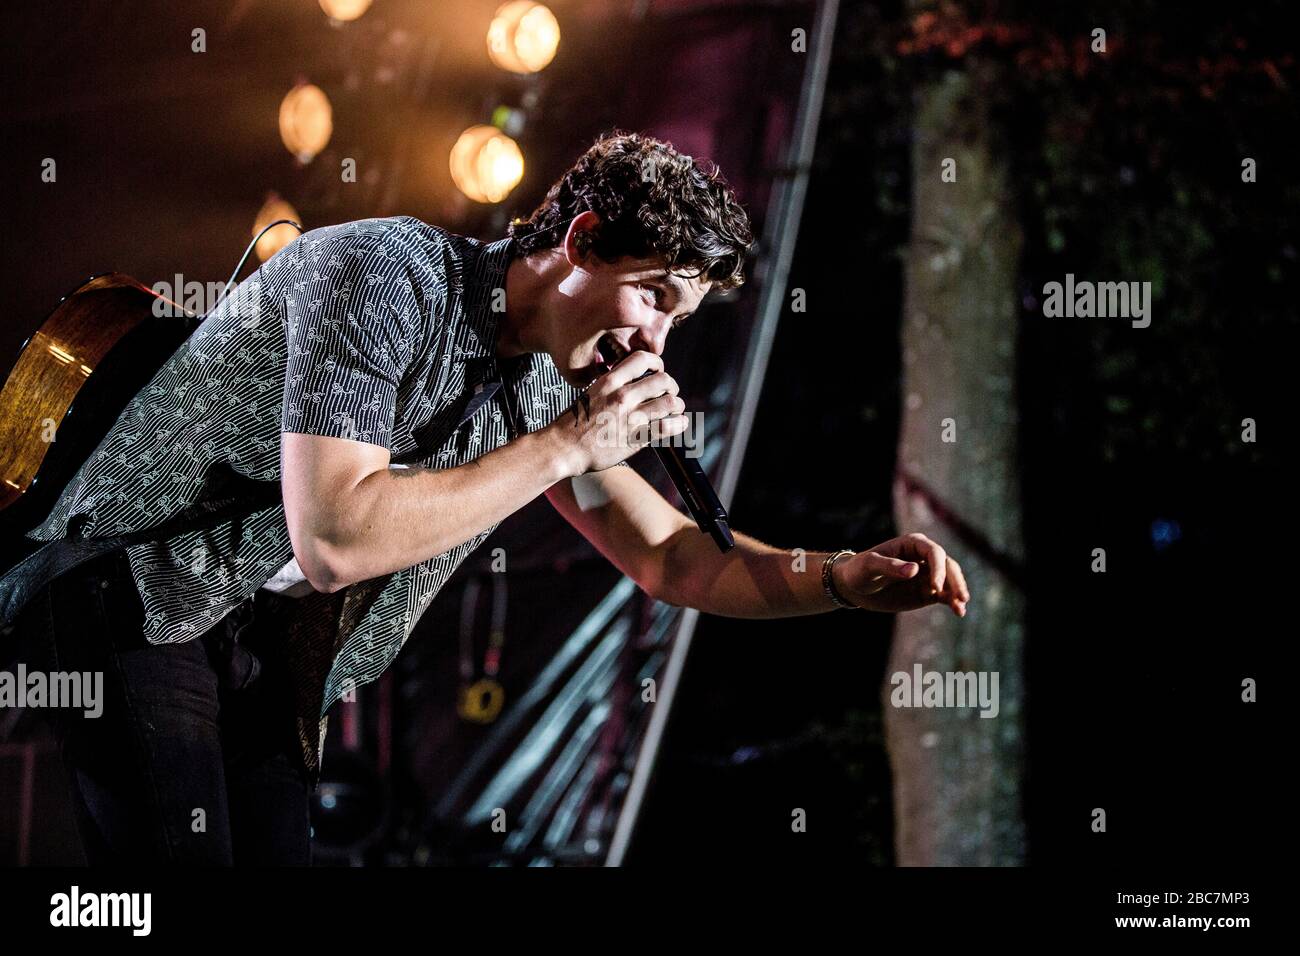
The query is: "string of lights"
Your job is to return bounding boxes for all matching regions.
[255,2,562,262]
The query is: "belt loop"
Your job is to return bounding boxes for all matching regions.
[211,595,263,690]
[115,546,132,580]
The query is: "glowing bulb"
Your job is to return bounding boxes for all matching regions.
[487,2,560,74]
[253,194,302,262]
[450,126,525,204]
[278,83,333,164]
[318,0,373,22]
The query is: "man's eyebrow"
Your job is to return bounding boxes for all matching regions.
[656,272,689,300]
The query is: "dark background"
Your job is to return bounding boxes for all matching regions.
[637,0,1290,869]
[2,0,1290,869]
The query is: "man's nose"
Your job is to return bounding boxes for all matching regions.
[636,317,672,357]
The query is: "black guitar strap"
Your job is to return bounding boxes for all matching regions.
[0,471,283,634]
[410,356,510,452]
[0,359,513,635]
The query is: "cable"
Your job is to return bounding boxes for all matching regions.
[211,218,304,313]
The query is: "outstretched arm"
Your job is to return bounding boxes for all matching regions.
[546,465,969,618]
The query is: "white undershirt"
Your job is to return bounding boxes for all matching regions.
[259,463,415,598]
[259,554,318,597]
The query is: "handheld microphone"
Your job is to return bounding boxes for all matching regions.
[596,338,735,553]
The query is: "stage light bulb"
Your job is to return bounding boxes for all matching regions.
[450,126,525,204]
[487,2,560,74]
[253,194,302,262]
[318,0,373,22]
[278,83,333,164]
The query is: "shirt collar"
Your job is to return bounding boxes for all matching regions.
[455,235,516,368]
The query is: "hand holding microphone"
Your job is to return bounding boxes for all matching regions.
[549,346,690,473]
[545,339,735,552]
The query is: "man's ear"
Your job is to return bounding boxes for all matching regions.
[562,210,602,267]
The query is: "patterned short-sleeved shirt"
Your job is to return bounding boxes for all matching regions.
[26,216,582,785]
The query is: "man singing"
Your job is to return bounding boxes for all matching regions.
[20,130,969,865]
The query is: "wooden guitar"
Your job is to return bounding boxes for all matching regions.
[0,274,195,566]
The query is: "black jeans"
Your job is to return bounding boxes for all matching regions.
[28,547,312,865]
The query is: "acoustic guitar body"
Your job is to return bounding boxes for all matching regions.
[0,274,197,568]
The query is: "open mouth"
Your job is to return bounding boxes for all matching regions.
[595,334,627,370]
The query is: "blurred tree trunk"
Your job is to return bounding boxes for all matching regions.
[885,55,1027,865]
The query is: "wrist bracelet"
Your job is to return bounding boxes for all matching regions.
[821,549,860,609]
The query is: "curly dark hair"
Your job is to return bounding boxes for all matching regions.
[508,131,754,290]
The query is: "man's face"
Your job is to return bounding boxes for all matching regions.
[549,253,712,388]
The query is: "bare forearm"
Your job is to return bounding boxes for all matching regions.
[662,526,840,618]
[311,430,571,590]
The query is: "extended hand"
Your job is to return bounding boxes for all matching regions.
[833,533,970,616]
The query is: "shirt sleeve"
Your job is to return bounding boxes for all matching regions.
[277,228,424,449]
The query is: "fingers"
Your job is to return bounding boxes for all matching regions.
[630,394,689,445]
[643,413,690,445]
[903,533,947,596]
[589,350,687,451]
[622,369,680,407]
[859,551,921,581]
[637,393,686,421]
[894,533,973,617]
[945,556,970,615]
[601,349,664,393]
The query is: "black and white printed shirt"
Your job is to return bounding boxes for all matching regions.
[26,216,582,784]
